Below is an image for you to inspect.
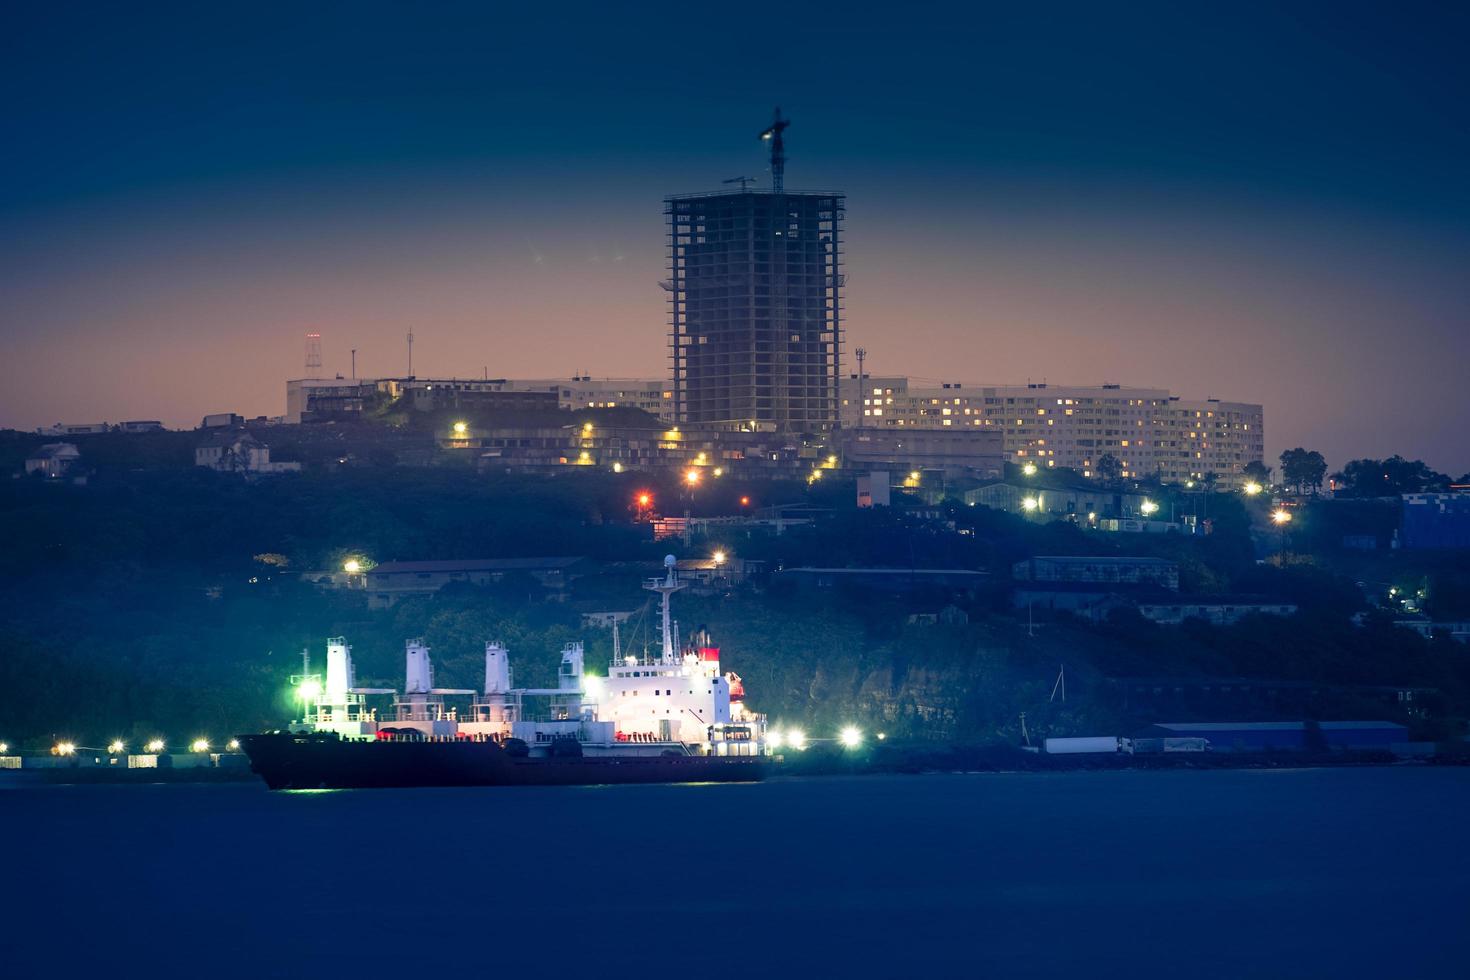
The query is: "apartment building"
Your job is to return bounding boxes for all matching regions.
[840,377,1263,484]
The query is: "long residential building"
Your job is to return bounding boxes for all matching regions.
[839,377,1263,484]
[286,376,671,423]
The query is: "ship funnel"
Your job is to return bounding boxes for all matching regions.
[558,641,584,691]
[484,641,510,695]
[405,639,434,694]
[325,636,354,703]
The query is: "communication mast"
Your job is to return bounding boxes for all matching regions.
[305,332,323,378]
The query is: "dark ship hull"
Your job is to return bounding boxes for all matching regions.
[239,733,767,790]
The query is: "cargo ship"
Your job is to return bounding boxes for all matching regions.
[240,556,770,789]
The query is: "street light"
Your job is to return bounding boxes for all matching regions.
[1140,500,1159,516]
[1022,496,1040,512]
[54,742,76,756]
[190,738,210,754]
[107,740,126,754]
[839,726,862,748]
[145,739,165,753]
[343,558,362,574]
[1271,508,1293,525]
[1244,481,1263,496]
[1022,462,1038,476]
[452,421,468,436]
[712,550,727,566]
[684,468,701,487]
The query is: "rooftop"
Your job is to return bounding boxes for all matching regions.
[369,557,586,575]
[1149,721,1406,732]
[1027,556,1177,565]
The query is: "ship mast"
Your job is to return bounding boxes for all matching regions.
[644,554,686,665]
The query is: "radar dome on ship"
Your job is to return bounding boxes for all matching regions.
[664,554,677,567]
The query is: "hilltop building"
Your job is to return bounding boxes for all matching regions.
[285,376,670,424]
[195,432,300,476]
[841,377,1263,484]
[24,442,82,479]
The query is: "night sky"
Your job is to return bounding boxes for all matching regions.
[3,2,1466,471]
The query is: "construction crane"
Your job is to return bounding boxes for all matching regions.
[759,107,790,193]
[722,176,755,191]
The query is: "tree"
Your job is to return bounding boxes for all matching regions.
[1279,448,1328,495]
[1331,456,1449,498]
[1242,460,1272,486]
[1095,453,1122,485]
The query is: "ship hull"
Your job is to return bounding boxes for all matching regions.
[239,733,767,790]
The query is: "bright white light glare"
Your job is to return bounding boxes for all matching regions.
[712,550,727,565]
[839,726,862,748]
[55,742,77,756]
[190,738,210,753]
[786,729,807,751]
[298,678,322,702]
[226,739,241,751]
[1271,508,1293,525]
[107,740,125,754]
[452,421,468,436]
[876,732,887,741]
[767,730,783,749]
[1022,497,1040,512]
[1140,500,1159,515]
[1244,481,1263,496]
[342,558,362,574]
[1022,462,1038,476]
[145,739,165,753]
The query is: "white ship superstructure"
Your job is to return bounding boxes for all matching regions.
[296,556,766,757]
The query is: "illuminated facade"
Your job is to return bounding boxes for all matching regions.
[840,378,1264,484]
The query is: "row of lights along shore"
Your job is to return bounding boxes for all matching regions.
[766,726,884,751]
[28,737,242,757]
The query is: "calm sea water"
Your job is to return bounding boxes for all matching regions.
[3,768,1467,979]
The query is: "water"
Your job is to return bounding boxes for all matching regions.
[3,768,1467,978]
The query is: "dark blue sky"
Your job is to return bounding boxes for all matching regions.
[3,2,1467,470]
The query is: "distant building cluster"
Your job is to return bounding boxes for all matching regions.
[35,420,164,435]
[841,377,1264,484]
[284,376,671,425]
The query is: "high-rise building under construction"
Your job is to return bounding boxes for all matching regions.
[666,111,844,433]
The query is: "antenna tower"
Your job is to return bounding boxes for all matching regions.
[305,333,322,378]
